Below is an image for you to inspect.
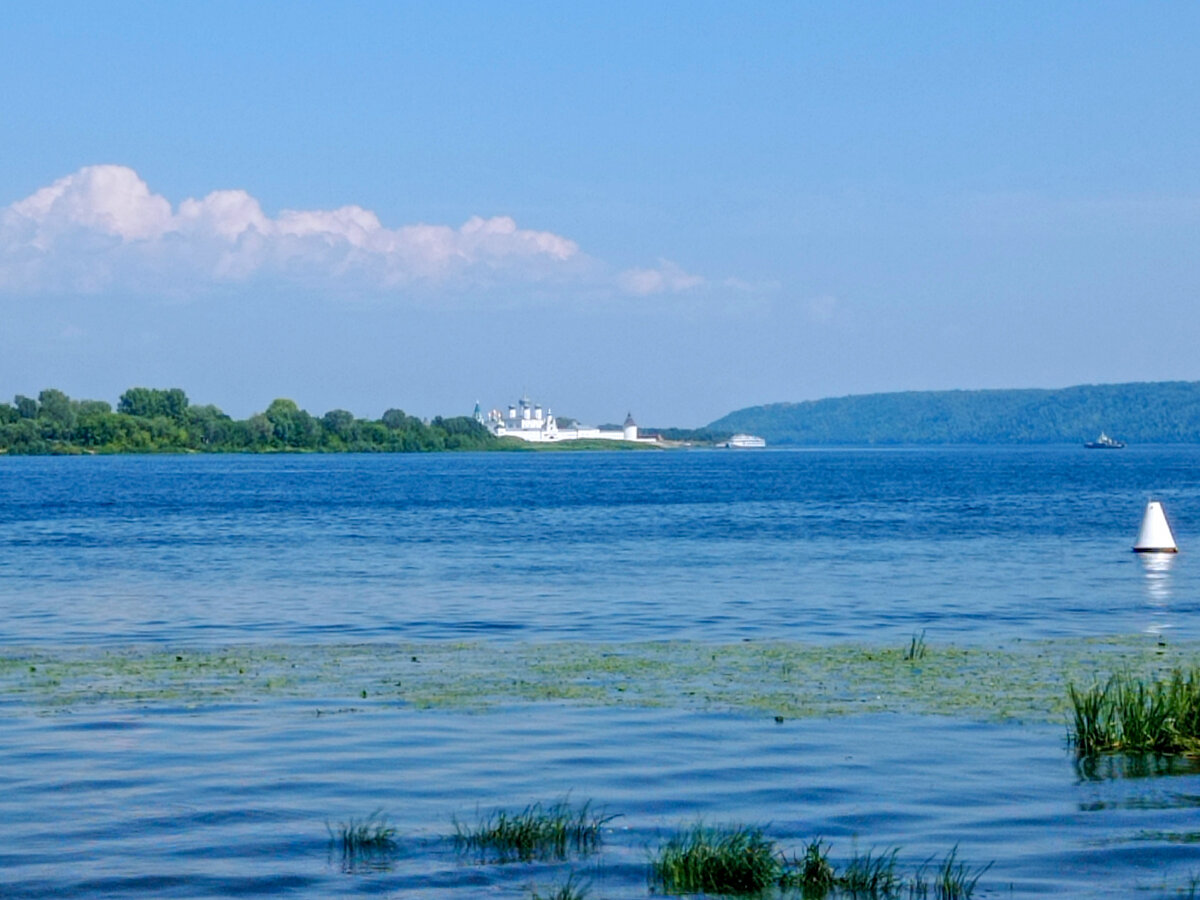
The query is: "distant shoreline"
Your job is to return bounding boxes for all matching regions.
[0,387,717,456]
[711,380,1200,446]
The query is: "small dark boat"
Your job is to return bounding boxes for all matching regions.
[1085,432,1125,449]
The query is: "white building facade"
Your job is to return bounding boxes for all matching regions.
[475,396,653,444]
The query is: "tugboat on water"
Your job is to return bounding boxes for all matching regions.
[1084,432,1125,449]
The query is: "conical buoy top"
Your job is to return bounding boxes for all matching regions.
[1134,500,1178,553]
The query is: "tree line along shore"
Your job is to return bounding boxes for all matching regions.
[0,388,498,454]
[0,387,725,455]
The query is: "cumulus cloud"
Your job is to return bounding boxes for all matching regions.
[616,259,705,296]
[0,165,587,297]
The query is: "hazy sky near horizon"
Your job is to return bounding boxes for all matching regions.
[3,2,1199,425]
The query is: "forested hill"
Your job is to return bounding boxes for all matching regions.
[707,382,1200,445]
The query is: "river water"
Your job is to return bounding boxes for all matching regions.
[2,447,1199,897]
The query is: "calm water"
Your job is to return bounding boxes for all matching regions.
[3,447,1200,897]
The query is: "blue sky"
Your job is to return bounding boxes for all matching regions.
[2,2,1198,425]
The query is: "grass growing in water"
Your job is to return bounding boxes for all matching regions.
[331,810,396,851]
[928,846,991,899]
[652,828,989,898]
[780,838,835,896]
[329,810,396,870]
[838,846,900,896]
[904,630,927,662]
[1068,668,1200,755]
[530,872,590,899]
[454,799,614,862]
[910,846,991,899]
[652,824,783,895]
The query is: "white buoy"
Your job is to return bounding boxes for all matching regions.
[1134,500,1178,553]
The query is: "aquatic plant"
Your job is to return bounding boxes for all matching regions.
[329,810,397,871]
[928,846,990,899]
[330,810,396,852]
[454,798,614,862]
[904,630,927,662]
[13,636,1200,725]
[780,838,835,896]
[530,871,590,899]
[652,824,783,895]
[838,846,900,897]
[1068,668,1200,755]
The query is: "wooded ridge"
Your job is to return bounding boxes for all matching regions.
[707,382,1200,445]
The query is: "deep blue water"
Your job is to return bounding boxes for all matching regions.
[3,446,1200,646]
[3,447,1200,898]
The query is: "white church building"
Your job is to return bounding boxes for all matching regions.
[476,396,655,444]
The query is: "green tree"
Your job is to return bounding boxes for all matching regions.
[37,389,77,435]
[14,395,38,419]
[118,387,189,421]
[386,412,424,434]
[264,398,320,448]
[185,404,233,448]
[0,418,48,453]
[322,409,356,441]
[76,399,112,417]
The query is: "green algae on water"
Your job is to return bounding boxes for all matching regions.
[0,635,1192,724]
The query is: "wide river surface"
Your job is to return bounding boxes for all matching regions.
[2,447,1200,897]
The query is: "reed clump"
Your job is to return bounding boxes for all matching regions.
[838,846,900,896]
[330,810,396,851]
[454,799,615,862]
[780,838,835,896]
[652,824,783,895]
[652,826,990,898]
[1068,668,1200,755]
[926,845,992,899]
[329,810,397,870]
[530,871,590,899]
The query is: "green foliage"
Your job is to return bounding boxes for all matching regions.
[905,630,927,662]
[329,810,397,871]
[652,824,783,895]
[14,395,38,419]
[838,846,900,896]
[453,799,614,862]
[710,381,1200,445]
[641,425,733,443]
[926,846,991,900]
[530,872,590,900]
[0,387,501,455]
[118,387,189,421]
[331,810,396,852]
[648,829,989,899]
[780,838,835,896]
[1068,668,1200,755]
[37,389,76,434]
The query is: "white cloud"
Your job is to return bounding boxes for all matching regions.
[12,165,173,243]
[0,165,589,297]
[617,259,705,296]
